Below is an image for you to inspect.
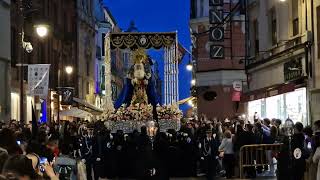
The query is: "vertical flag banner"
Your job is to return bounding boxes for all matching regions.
[59,87,74,105]
[28,64,50,97]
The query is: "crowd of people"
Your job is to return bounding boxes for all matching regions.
[0,116,320,180]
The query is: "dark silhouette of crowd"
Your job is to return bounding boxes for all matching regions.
[0,116,320,180]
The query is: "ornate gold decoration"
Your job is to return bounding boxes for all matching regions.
[110,32,177,50]
[163,35,175,47]
[132,48,147,64]
[112,36,124,46]
[123,34,136,47]
[150,34,162,47]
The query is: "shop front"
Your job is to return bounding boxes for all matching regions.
[247,87,307,125]
[243,46,309,125]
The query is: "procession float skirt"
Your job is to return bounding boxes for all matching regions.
[105,120,180,133]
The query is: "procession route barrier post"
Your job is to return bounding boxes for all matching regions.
[239,143,283,179]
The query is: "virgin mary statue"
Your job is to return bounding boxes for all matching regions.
[114,49,160,108]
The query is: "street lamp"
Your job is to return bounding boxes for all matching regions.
[34,24,49,38]
[186,61,193,71]
[191,79,196,86]
[65,66,73,75]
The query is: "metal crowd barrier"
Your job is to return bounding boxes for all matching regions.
[239,143,283,179]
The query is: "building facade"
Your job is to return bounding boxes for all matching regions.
[190,0,246,120]
[10,0,77,122]
[0,0,11,122]
[77,0,96,106]
[93,0,115,108]
[244,0,318,125]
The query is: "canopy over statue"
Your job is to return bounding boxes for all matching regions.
[102,32,181,132]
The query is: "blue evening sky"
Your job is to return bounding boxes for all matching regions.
[104,0,192,112]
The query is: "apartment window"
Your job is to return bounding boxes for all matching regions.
[253,19,259,55]
[271,8,277,45]
[11,27,17,66]
[101,33,106,56]
[200,0,204,17]
[292,0,299,36]
[86,82,90,94]
[86,61,90,76]
[53,3,58,26]
[64,12,68,33]
[191,0,197,19]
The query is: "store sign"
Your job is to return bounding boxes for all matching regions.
[209,1,225,59]
[232,91,241,102]
[209,27,224,41]
[28,64,50,97]
[210,45,224,59]
[233,81,243,92]
[284,58,303,82]
[209,9,223,24]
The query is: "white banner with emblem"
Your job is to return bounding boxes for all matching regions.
[28,64,50,97]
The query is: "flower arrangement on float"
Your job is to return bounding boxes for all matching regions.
[156,104,183,121]
[108,103,153,121]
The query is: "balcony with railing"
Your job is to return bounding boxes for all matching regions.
[246,34,308,69]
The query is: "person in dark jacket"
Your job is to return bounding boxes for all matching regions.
[200,129,219,180]
[291,122,306,180]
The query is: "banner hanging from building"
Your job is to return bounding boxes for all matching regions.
[58,87,74,105]
[28,64,50,97]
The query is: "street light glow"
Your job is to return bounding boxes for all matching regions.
[65,66,73,74]
[35,24,49,38]
[191,79,196,86]
[188,100,194,107]
[186,63,193,71]
[279,0,286,2]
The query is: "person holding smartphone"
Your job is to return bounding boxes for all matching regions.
[3,154,59,180]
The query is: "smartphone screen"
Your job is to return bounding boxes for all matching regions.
[16,141,21,145]
[307,142,312,150]
[40,157,48,164]
[39,157,48,172]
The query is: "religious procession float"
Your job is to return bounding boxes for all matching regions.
[101,32,182,133]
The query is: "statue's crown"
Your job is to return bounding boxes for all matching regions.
[132,48,147,64]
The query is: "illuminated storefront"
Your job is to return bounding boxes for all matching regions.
[10,92,33,123]
[247,88,307,125]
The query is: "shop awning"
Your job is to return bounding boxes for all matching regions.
[73,97,104,114]
[242,82,297,102]
[59,107,93,118]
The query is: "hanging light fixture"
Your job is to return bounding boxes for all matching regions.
[65,66,73,75]
[34,24,49,38]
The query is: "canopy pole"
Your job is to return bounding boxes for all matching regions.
[103,33,115,113]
